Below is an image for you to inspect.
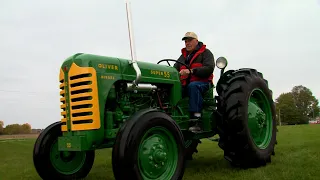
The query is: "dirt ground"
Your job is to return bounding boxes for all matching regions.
[0,134,39,140]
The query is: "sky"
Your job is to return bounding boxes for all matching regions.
[0,0,319,129]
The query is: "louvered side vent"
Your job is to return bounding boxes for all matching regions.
[68,63,101,131]
[59,68,67,131]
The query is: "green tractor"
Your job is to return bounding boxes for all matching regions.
[33,53,277,180]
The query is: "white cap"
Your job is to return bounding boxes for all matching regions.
[182,32,198,40]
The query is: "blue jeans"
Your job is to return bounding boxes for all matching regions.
[182,81,211,113]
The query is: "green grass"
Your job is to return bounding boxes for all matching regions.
[0,124,319,180]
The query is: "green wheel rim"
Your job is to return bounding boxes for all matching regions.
[138,126,178,179]
[247,88,273,149]
[49,140,86,175]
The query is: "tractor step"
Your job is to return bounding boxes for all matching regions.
[189,128,203,134]
[188,118,200,122]
[188,118,203,133]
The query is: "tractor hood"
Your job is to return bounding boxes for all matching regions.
[60,53,180,84]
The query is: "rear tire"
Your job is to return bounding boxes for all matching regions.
[112,109,186,180]
[216,68,277,168]
[33,122,95,180]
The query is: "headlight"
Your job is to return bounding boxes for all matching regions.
[216,57,228,69]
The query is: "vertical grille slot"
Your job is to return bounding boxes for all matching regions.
[67,63,101,131]
[59,68,67,131]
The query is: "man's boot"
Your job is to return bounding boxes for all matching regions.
[189,114,202,133]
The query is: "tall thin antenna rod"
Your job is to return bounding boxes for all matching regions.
[125,0,137,63]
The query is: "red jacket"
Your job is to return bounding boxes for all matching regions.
[174,42,215,86]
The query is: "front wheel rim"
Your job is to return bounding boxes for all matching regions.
[247,88,273,149]
[138,126,179,180]
[49,140,87,175]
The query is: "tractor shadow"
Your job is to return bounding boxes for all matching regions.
[183,141,247,177]
[183,155,247,179]
[185,155,232,170]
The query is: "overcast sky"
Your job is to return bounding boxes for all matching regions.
[1,0,319,129]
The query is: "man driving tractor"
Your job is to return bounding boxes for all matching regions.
[174,32,215,132]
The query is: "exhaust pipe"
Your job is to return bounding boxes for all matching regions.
[125,0,141,88]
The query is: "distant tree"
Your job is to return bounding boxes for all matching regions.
[3,124,21,135]
[2,122,32,135]
[0,121,4,135]
[276,92,301,125]
[21,123,32,134]
[276,85,320,125]
[291,85,320,123]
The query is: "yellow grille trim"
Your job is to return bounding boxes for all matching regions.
[60,68,64,82]
[59,68,67,132]
[72,116,93,121]
[69,85,92,92]
[71,108,92,114]
[70,77,92,84]
[71,124,96,131]
[70,92,93,99]
[68,62,101,131]
[71,100,94,106]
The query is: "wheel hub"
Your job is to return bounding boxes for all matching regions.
[59,151,75,162]
[140,137,169,177]
[256,106,266,129]
[150,144,167,166]
[138,127,178,180]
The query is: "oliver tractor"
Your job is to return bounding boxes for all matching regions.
[32,53,277,180]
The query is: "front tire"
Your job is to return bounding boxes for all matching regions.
[216,68,277,168]
[33,122,95,180]
[112,109,186,180]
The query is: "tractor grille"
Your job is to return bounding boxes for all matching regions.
[67,62,101,131]
[59,62,101,132]
[59,68,67,132]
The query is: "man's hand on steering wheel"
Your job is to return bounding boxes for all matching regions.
[157,59,192,81]
[179,69,191,76]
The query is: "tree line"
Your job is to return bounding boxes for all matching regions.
[275,85,319,125]
[0,121,32,135]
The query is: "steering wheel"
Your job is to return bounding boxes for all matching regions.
[157,59,192,81]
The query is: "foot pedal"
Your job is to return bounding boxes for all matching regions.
[188,118,200,122]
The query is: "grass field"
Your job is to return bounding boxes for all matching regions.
[0,124,319,180]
